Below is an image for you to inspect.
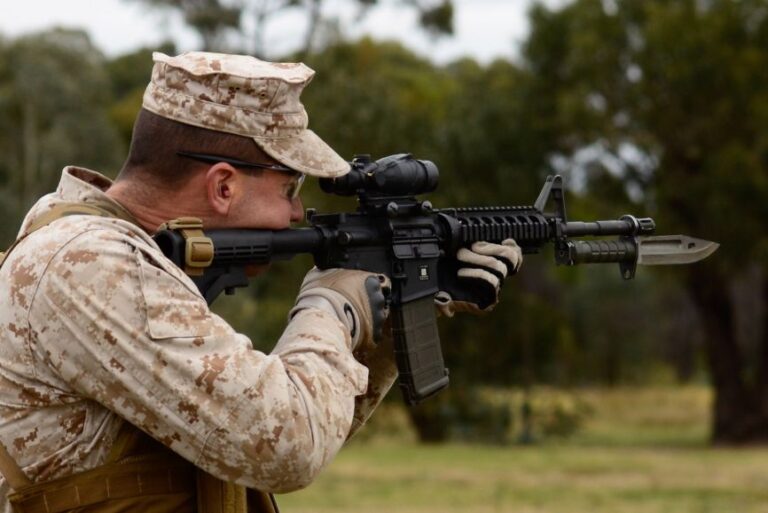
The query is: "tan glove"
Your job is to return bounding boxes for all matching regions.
[435,239,522,317]
[290,268,391,350]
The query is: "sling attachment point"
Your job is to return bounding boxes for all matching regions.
[158,218,214,276]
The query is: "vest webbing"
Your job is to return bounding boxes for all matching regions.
[0,202,278,513]
[0,201,139,269]
[8,452,196,513]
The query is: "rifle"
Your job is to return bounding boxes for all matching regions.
[154,153,718,405]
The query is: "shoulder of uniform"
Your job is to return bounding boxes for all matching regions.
[43,218,202,299]
[9,216,156,275]
[51,215,154,247]
[55,218,160,259]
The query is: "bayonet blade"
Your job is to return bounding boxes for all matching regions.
[637,235,719,265]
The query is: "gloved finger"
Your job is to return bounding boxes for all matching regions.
[457,267,501,291]
[501,239,523,273]
[434,290,452,305]
[433,291,488,318]
[434,291,456,318]
[457,267,500,309]
[471,239,523,275]
[470,240,521,271]
[456,247,508,281]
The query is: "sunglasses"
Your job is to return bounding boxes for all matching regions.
[177,151,305,199]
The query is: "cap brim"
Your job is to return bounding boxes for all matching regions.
[253,130,349,178]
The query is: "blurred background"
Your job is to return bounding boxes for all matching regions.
[2,0,767,511]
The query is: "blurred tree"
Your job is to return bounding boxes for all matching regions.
[125,0,453,57]
[106,42,177,143]
[0,29,124,246]
[523,0,768,443]
[301,37,448,161]
[128,0,241,51]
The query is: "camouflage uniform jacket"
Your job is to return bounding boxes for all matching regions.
[0,167,397,513]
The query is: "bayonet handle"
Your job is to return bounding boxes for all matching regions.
[568,239,638,264]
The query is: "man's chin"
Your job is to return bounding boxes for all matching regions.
[245,263,271,277]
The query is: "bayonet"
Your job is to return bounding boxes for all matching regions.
[637,235,719,266]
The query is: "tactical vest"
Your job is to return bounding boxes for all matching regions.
[0,201,278,513]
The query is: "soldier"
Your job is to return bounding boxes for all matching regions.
[0,51,522,513]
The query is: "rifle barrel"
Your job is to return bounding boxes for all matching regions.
[564,217,655,237]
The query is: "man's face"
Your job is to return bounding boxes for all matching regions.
[181,149,306,231]
[228,168,305,230]
[221,168,305,277]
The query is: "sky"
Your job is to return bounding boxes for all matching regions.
[0,0,562,64]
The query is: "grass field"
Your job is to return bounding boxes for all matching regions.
[277,386,768,513]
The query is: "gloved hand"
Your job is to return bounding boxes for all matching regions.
[435,239,522,318]
[290,268,391,350]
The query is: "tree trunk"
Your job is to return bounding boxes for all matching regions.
[689,265,768,443]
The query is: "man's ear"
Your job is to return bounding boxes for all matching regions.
[205,163,238,215]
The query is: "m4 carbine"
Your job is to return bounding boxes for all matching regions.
[154,153,717,405]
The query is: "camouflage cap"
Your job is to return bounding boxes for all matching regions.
[142,51,349,178]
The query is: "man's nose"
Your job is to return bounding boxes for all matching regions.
[290,196,304,223]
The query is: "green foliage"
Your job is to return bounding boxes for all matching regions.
[527,389,593,439]
[0,28,124,245]
[106,43,177,143]
[401,385,595,445]
[407,387,513,444]
[301,38,448,163]
[106,42,175,99]
[416,0,454,36]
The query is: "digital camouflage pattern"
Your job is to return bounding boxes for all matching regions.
[0,167,397,513]
[143,52,349,178]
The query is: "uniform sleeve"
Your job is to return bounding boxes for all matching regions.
[347,329,398,439]
[28,229,369,493]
